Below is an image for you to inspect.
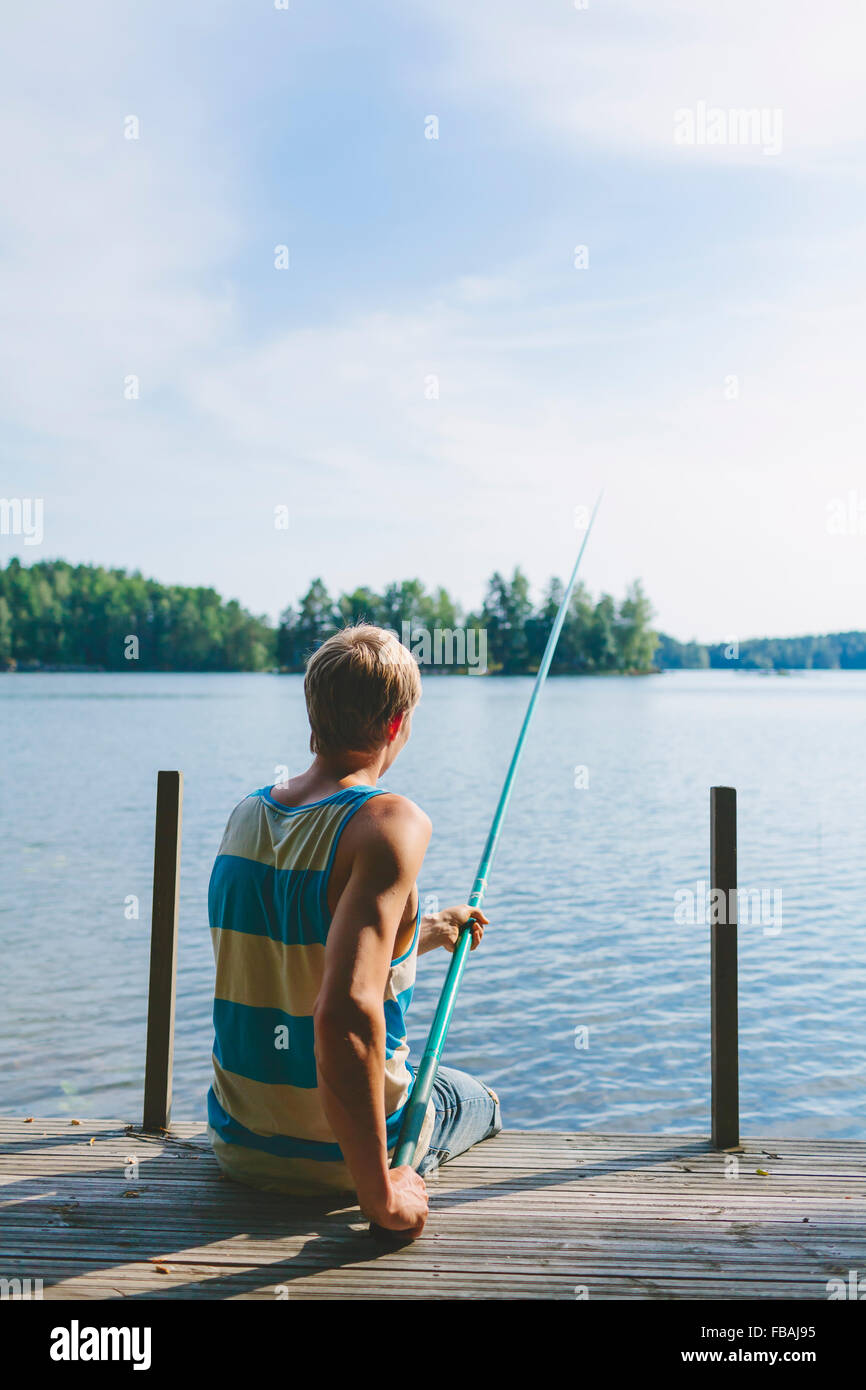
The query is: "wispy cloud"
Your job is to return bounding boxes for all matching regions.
[427,0,866,169]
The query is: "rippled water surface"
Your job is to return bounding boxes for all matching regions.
[1,670,864,1138]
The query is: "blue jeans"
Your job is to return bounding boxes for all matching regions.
[415,1065,502,1176]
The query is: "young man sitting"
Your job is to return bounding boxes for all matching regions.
[207,624,502,1240]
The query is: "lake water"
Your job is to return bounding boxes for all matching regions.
[1,670,864,1139]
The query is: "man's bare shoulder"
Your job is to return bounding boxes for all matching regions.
[341,791,431,863]
[357,791,431,839]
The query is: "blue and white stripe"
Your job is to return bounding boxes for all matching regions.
[206,785,433,1193]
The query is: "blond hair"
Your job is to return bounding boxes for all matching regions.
[304,624,422,754]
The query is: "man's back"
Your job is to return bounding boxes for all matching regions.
[207,783,435,1194]
[205,624,497,1239]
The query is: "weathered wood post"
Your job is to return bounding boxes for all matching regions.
[710,785,739,1149]
[143,771,183,1132]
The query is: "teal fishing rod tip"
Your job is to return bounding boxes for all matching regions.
[387,493,603,1174]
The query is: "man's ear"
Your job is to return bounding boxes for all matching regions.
[387,712,405,743]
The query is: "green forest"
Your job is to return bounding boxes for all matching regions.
[1,557,864,673]
[0,558,655,674]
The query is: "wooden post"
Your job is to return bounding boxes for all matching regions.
[710,785,739,1149]
[143,771,183,1131]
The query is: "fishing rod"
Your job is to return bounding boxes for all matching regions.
[390,492,604,1171]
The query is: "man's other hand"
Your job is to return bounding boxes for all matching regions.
[420,905,488,954]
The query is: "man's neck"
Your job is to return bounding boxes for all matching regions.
[269,750,387,807]
[311,749,386,787]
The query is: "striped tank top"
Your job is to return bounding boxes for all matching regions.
[206,784,435,1194]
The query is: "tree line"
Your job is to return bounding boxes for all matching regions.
[0,558,657,673]
[3,557,863,673]
[657,630,866,671]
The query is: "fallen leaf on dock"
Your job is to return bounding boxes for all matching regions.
[154,1264,170,1275]
[122,1190,140,1198]
[23,1117,33,1123]
[70,1119,81,1126]
[89,1137,96,1146]
[755,1168,769,1176]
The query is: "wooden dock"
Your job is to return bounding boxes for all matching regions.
[2,1118,864,1300]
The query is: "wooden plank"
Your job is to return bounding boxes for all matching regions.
[1,1233,861,1279]
[4,1119,865,1153]
[0,1264,857,1297]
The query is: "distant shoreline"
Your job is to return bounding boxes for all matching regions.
[1,664,858,678]
[4,559,866,674]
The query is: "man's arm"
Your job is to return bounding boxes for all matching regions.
[313,795,432,1236]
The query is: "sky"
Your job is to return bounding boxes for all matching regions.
[1,0,865,642]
